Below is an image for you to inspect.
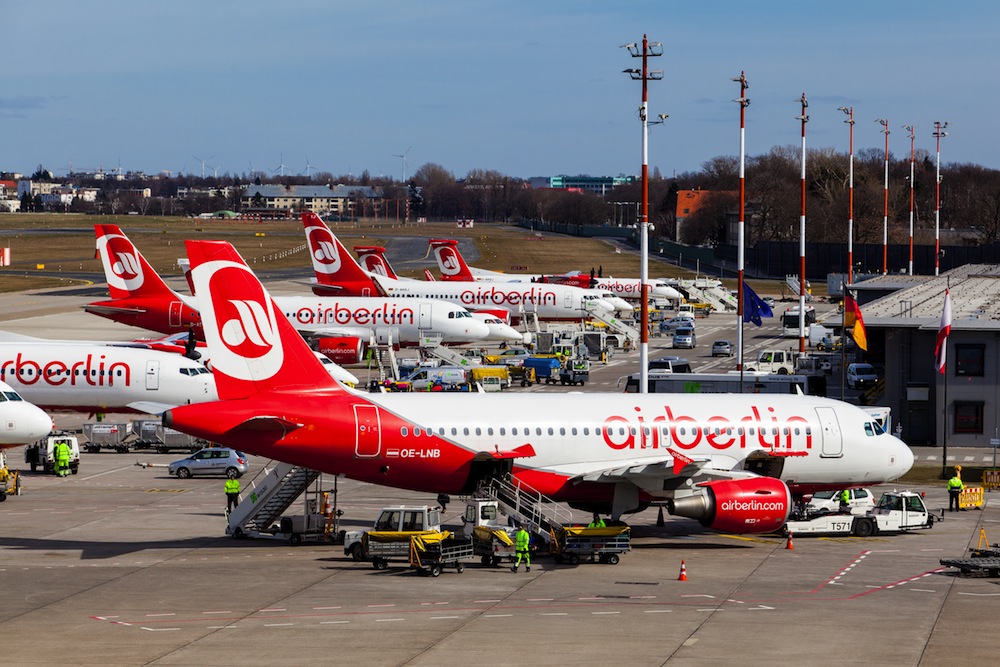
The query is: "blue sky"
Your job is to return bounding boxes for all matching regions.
[3,1,997,180]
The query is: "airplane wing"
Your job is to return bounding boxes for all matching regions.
[571,448,761,486]
[127,401,177,415]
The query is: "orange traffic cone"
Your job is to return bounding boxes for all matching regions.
[786,531,795,550]
[677,559,688,581]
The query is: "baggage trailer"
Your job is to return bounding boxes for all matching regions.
[363,531,473,577]
[82,422,134,453]
[470,525,516,566]
[940,530,1000,577]
[553,525,631,565]
[782,490,934,537]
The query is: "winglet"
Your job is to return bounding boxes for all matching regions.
[668,448,695,475]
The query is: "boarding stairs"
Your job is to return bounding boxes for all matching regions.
[784,274,813,302]
[419,334,482,368]
[370,330,401,381]
[588,308,640,347]
[477,473,574,546]
[517,302,542,340]
[676,278,735,313]
[226,461,321,539]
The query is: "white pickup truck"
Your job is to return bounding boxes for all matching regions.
[784,491,933,537]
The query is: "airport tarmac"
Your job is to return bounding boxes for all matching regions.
[1,284,998,666]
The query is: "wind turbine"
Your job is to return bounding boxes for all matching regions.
[193,155,214,178]
[393,147,411,182]
[272,153,289,177]
[304,155,314,178]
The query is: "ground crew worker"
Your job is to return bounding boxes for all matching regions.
[839,489,850,511]
[947,474,965,512]
[224,472,241,515]
[511,525,530,572]
[53,440,71,477]
[588,513,606,528]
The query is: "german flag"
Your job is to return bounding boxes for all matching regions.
[844,293,868,351]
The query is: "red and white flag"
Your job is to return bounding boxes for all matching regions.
[934,289,952,374]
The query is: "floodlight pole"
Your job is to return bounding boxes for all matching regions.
[623,35,663,395]
[933,121,949,276]
[877,118,890,275]
[903,124,916,275]
[797,93,809,354]
[734,72,749,376]
[838,106,855,286]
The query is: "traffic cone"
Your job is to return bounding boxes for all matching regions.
[656,505,665,527]
[677,560,688,581]
[786,531,795,550]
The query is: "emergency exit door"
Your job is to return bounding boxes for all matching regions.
[816,406,843,457]
[145,360,159,390]
[354,404,381,458]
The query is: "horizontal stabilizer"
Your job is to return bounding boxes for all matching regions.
[232,415,304,435]
[84,303,146,315]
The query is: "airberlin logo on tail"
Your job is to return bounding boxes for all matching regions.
[98,234,144,291]
[360,255,389,277]
[306,225,341,274]
[195,261,284,381]
[433,246,462,275]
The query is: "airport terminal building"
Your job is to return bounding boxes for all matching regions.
[857,264,1000,449]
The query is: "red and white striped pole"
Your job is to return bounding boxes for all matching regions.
[904,124,916,275]
[933,121,949,277]
[797,94,809,354]
[734,72,749,374]
[838,106,854,285]
[622,36,662,394]
[877,118,890,275]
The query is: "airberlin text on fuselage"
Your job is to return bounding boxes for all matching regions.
[0,353,130,387]
[458,286,557,307]
[602,404,813,451]
[291,302,415,326]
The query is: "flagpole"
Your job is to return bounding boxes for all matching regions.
[940,281,951,479]
[841,293,847,401]
[734,72,749,384]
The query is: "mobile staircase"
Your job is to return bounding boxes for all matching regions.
[784,274,814,302]
[226,461,321,539]
[588,308,640,348]
[477,473,574,548]
[419,334,482,368]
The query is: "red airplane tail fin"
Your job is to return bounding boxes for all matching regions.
[185,240,340,400]
[301,212,379,295]
[423,269,436,281]
[428,239,475,281]
[354,246,399,279]
[95,224,178,300]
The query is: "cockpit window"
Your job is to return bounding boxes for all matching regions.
[864,422,875,437]
[872,421,885,435]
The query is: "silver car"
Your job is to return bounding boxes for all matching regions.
[168,448,250,479]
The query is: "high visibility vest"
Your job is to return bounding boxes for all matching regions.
[225,479,240,494]
[515,530,529,550]
[948,477,964,490]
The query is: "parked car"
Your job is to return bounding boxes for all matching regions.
[660,316,696,332]
[168,448,250,479]
[847,362,880,389]
[807,488,875,515]
[648,356,693,373]
[711,340,734,357]
[673,327,696,349]
[762,297,776,308]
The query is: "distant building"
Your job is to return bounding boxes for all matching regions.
[241,184,382,219]
[529,175,636,195]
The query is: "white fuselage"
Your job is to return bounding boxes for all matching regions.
[0,380,53,446]
[349,389,913,493]
[0,343,218,412]
[371,276,615,324]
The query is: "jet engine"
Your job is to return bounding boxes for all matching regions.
[316,336,366,365]
[667,477,791,534]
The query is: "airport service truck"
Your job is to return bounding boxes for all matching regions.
[24,432,80,475]
[783,491,933,537]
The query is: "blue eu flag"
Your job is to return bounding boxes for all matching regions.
[742,282,773,326]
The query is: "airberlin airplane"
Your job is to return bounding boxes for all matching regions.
[428,238,683,303]
[353,245,524,344]
[164,240,914,534]
[301,212,617,325]
[0,380,54,448]
[85,225,495,360]
[0,337,217,414]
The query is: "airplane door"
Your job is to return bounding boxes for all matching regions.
[169,301,183,328]
[354,404,381,458]
[145,360,160,391]
[419,303,432,329]
[816,406,843,457]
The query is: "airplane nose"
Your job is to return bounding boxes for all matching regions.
[890,436,914,480]
[469,320,492,340]
[27,406,54,441]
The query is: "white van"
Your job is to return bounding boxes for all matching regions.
[403,366,469,391]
